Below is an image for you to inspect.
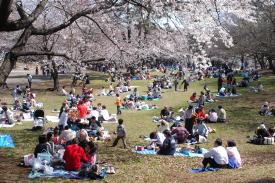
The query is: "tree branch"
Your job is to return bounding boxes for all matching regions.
[0,0,48,31]
[84,15,121,49]
[32,3,119,35]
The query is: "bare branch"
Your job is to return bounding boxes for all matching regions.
[84,15,121,49]
[32,2,122,35]
[0,0,48,31]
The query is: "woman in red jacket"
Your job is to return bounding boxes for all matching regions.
[63,138,88,171]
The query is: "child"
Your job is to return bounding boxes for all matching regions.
[115,94,122,115]
[226,140,242,168]
[52,127,59,145]
[85,141,98,165]
[112,119,127,148]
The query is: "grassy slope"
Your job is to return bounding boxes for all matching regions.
[0,72,275,183]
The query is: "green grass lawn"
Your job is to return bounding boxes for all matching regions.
[0,71,275,183]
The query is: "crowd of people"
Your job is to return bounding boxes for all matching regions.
[2,61,273,181]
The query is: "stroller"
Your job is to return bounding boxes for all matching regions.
[32,109,45,130]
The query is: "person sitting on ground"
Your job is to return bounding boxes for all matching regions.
[99,105,112,121]
[197,91,205,107]
[217,105,226,123]
[88,116,102,137]
[34,134,51,158]
[149,131,165,148]
[77,101,88,119]
[204,84,211,93]
[206,91,214,102]
[21,100,31,113]
[89,107,99,121]
[46,132,55,156]
[121,83,129,92]
[226,140,242,169]
[207,109,218,123]
[59,125,76,145]
[259,102,269,116]
[171,124,190,144]
[107,83,114,96]
[255,123,270,138]
[78,129,90,149]
[63,138,89,171]
[256,82,264,92]
[270,106,275,116]
[52,127,59,145]
[130,88,139,102]
[195,105,206,121]
[157,130,176,155]
[219,86,226,96]
[189,92,198,103]
[193,119,209,138]
[98,87,107,96]
[238,78,249,87]
[0,106,14,124]
[160,106,170,119]
[85,141,98,165]
[202,138,228,168]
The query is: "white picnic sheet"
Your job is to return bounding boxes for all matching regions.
[45,115,59,123]
[0,123,16,128]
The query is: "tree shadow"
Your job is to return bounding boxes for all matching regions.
[247,178,275,183]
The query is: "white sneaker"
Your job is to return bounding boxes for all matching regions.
[110,166,116,174]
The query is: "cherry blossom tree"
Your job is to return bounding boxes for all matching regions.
[0,0,258,88]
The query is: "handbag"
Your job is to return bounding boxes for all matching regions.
[24,154,34,166]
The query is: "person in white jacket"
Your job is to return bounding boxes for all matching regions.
[202,138,229,168]
[58,109,69,131]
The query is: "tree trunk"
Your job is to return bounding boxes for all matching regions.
[51,60,59,91]
[0,27,33,86]
[0,52,17,86]
[267,56,275,74]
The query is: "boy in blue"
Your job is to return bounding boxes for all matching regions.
[112,119,127,148]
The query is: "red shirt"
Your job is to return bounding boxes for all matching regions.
[196,110,206,120]
[190,95,197,102]
[78,104,88,118]
[63,144,88,171]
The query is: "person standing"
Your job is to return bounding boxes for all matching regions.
[27,74,33,89]
[217,75,223,93]
[112,119,127,148]
[115,94,122,115]
[35,64,39,75]
[174,77,179,91]
[182,79,189,92]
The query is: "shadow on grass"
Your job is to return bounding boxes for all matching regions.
[247,178,275,183]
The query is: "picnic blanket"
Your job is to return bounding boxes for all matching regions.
[22,113,33,122]
[29,168,107,180]
[215,94,242,98]
[134,149,206,158]
[191,167,220,173]
[0,123,15,128]
[0,135,15,148]
[45,116,59,123]
[102,120,118,124]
